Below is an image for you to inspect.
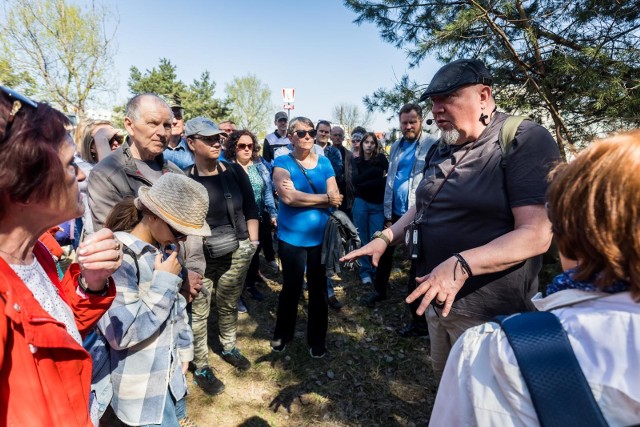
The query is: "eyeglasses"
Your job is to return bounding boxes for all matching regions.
[352,138,362,143]
[1,85,38,144]
[237,143,253,151]
[167,223,187,240]
[294,129,317,138]
[193,135,221,147]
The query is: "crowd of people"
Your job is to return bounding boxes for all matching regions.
[0,56,638,427]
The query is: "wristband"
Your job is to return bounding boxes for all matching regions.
[453,253,473,279]
[78,275,109,295]
[372,230,391,246]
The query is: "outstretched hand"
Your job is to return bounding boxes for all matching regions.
[340,237,388,267]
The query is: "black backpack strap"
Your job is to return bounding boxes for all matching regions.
[494,312,607,427]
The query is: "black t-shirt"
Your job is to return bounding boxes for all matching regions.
[415,112,561,319]
[352,153,389,204]
[189,163,259,240]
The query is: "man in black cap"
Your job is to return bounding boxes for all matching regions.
[162,93,194,170]
[262,111,290,164]
[343,58,561,378]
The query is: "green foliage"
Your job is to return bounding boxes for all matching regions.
[345,0,640,156]
[225,74,273,136]
[0,0,117,114]
[126,58,229,122]
[0,57,36,95]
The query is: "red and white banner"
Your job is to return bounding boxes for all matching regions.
[282,88,295,103]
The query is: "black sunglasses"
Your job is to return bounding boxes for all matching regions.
[294,129,317,138]
[167,223,187,240]
[1,85,38,144]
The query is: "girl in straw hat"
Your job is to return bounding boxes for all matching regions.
[98,173,210,427]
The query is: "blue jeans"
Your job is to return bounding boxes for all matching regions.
[352,198,385,282]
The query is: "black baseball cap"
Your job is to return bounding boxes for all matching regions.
[419,59,492,101]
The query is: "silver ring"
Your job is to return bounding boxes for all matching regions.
[435,299,446,307]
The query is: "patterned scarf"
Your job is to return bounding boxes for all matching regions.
[546,268,630,296]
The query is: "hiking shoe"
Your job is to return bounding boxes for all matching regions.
[361,291,386,308]
[266,260,280,272]
[328,296,343,310]
[237,297,248,314]
[309,345,327,359]
[247,286,265,301]
[397,323,430,338]
[193,366,225,395]
[221,347,251,371]
[270,339,287,353]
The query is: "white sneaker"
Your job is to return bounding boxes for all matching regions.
[362,277,372,285]
[266,260,279,272]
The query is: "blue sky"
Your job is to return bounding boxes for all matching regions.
[105,0,440,132]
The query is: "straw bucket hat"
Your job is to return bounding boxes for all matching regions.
[136,173,211,237]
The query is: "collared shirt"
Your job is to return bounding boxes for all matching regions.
[392,139,418,216]
[431,289,640,427]
[163,137,194,169]
[98,232,192,426]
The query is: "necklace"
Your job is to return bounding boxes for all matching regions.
[0,247,31,265]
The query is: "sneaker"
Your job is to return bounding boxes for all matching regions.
[237,297,248,314]
[328,295,343,310]
[361,291,386,308]
[270,339,287,353]
[266,260,279,272]
[193,366,225,395]
[309,345,327,359]
[397,323,430,338]
[247,286,265,301]
[361,277,372,285]
[221,347,251,371]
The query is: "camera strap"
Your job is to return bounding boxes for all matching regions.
[413,138,478,224]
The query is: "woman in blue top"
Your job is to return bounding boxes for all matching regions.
[270,117,343,358]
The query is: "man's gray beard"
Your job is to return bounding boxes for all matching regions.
[442,128,462,146]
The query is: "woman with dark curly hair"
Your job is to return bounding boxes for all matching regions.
[224,130,277,308]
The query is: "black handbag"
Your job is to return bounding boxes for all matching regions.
[204,163,239,258]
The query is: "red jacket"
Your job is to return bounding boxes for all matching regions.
[0,241,115,427]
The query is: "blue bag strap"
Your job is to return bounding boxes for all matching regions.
[495,311,608,427]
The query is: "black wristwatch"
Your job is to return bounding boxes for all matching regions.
[372,231,391,246]
[78,275,109,295]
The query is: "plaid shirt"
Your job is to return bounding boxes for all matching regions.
[98,232,193,426]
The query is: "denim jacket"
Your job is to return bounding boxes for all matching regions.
[256,157,277,219]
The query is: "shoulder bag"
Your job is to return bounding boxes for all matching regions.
[200,163,240,258]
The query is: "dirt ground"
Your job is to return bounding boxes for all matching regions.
[102,255,439,427]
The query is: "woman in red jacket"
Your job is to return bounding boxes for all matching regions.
[0,85,121,426]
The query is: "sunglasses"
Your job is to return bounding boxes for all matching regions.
[237,143,253,151]
[294,129,317,138]
[193,135,221,147]
[167,223,187,240]
[1,85,38,144]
